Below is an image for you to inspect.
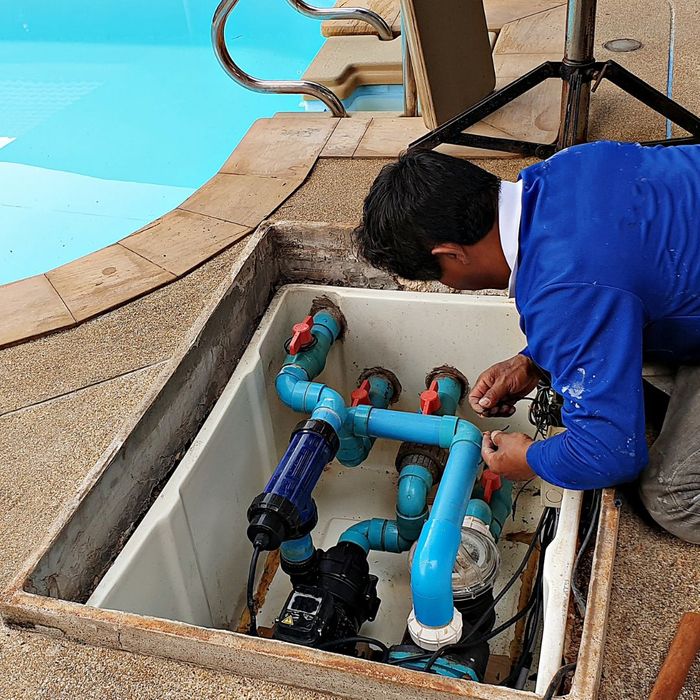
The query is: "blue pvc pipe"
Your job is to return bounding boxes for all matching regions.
[275,310,343,411]
[366,374,396,409]
[339,518,412,554]
[465,498,492,526]
[410,423,482,627]
[337,373,396,466]
[434,376,463,417]
[280,534,315,563]
[488,478,513,541]
[396,464,432,541]
[354,407,460,449]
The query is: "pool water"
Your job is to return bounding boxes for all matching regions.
[0,0,333,284]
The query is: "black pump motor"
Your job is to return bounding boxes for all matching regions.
[273,542,380,650]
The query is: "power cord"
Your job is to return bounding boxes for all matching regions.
[318,636,390,662]
[528,384,562,439]
[542,662,577,699]
[247,544,263,636]
[500,509,555,688]
[571,489,602,616]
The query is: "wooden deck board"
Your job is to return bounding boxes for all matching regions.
[220,116,338,178]
[320,1,567,37]
[179,174,302,228]
[321,0,401,38]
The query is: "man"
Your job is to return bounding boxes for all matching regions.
[354,142,700,544]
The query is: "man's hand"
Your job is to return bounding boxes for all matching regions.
[468,354,541,417]
[482,430,536,481]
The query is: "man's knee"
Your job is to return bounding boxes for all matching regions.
[639,453,700,544]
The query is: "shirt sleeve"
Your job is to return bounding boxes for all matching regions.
[524,283,648,489]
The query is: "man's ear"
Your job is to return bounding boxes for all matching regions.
[431,242,469,263]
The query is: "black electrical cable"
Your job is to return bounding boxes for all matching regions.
[502,511,553,688]
[528,384,561,438]
[317,635,390,662]
[247,544,263,637]
[571,489,602,616]
[420,507,557,675]
[388,508,555,671]
[389,563,546,671]
[542,662,577,699]
[511,477,536,520]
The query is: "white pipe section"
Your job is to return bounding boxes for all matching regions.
[536,488,584,694]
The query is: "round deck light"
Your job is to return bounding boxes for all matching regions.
[603,38,643,52]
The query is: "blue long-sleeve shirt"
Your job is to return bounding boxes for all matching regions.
[517,141,700,489]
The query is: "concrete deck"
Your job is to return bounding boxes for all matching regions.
[1,0,699,697]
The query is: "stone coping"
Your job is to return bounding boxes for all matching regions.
[0,110,531,349]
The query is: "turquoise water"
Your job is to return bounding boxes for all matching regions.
[0,0,333,284]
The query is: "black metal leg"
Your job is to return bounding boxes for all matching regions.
[406,0,700,158]
[408,62,559,154]
[603,61,700,138]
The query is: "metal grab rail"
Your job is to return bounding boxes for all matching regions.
[212,0,348,116]
[286,0,393,41]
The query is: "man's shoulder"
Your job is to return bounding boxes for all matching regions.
[518,141,640,182]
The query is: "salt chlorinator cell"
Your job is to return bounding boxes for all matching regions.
[245,301,519,681]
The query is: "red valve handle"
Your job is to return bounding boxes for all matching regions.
[351,379,371,407]
[481,470,501,504]
[420,379,441,415]
[288,315,314,355]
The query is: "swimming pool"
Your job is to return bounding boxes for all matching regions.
[0,0,333,285]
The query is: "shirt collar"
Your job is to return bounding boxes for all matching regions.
[498,179,523,298]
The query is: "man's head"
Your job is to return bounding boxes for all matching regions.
[354,150,509,290]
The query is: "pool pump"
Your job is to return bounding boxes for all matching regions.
[244,301,514,680]
[274,541,380,649]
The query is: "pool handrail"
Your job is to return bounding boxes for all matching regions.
[286,0,393,41]
[214,0,388,117]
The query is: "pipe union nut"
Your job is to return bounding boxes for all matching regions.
[407,606,463,651]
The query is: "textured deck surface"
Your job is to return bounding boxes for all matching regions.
[1,0,699,697]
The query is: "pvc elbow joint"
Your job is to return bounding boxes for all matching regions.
[275,367,324,412]
[396,465,433,541]
[397,467,432,518]
[339,518,412,554]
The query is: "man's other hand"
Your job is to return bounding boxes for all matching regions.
[468,354,541,417]
[481,430,535,481]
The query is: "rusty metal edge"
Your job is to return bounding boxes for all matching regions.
[566,489,621,700]
[0,588,536,700]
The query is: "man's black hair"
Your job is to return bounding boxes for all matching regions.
[354,150,501,280]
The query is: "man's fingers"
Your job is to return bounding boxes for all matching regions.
[481,432,497,465]
[483,404,516,418]
[470,381,511,415]
[468,375,494,412]
[491,430,504,446]
[477,382,511,409]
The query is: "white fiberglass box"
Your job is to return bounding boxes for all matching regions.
[88,285,579,691]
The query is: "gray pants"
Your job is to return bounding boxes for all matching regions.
[639,365,700,544]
